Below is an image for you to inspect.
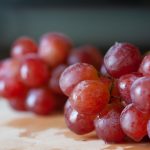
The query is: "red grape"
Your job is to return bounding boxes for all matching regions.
[3,32,150,143]
[0,76,28,99]
[118,73,142,104]
[19,55,49,87]
[38,32,73,68]
[139,54,150,76]
[68,45,102,70]
[100,63,110,77]
[26,88,56,115]
[94,102,125,143]
[64,100,95,135]
[99,76,112,90]
[104,42,142,78]
[59,63,99,96]
[120,104,149,142]
[0,58,20,78]
[49,64,67,94]
[147,120,150,139]
[131,76,150,113]
[70,80,110,115]
[9,97,27,111]
[11,36,37,58]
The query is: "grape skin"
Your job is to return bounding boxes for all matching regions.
[139,54,150,76]
[49,64,67,94]
[26,88,56,115]
[38,32,73,68]
[69,80,110,115]
[19,55,49,87]
[64,100,95,135]
[94,102,125,143]
[59,63,99,96]
[11,36,37,58]
[120,104,149,142]
[104,42,142,78]
[118,73,142,104]
[68,45,102,70]
[131,77,150,113]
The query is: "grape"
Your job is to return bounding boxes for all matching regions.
[131,76,150,113]
[4,32,150,143]
[59,63,99,96]
[11,36,37,58]
[118,73,142,104]
[0,76,28,99]
[94,102,125,143]
[99,78,121,100]
[147,120,150,139]
[100,64,111,77]
[64,100,95,135]
[26,88,56,115]
[104,42,142,78]
[0,58,20,78]
[139,54,150,76]
[49,64,67,94]
[68,45,102,70]
[19,55,49,87]
[70,80,110,115]
[9,97,27,111]
[99,76,112,90]
[38,32,73,68]
[120,104,149,142]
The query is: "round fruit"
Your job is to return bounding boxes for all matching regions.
[120,104,149,142]
[68,45,102,70]
[19,55,49,87]
[118,73,142,104]
[9,97,27,111]
[0,58,20,78]
[104,42,142,78]
[139,54,150,76]
[38,32,73,68]
[59,63,99,96]
[131,76,150,113]
[64,100,95,135]
[11,36,37,58]
[99,76,112,90]
[147,120,150,139]
[26,88,55,115]
[70,80,110,115]
[49,64,67,94]
[100,64,111,77]
[94,102,125,143]
[0,76,28,99]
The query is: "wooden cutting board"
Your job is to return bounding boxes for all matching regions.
[0,99,149,150]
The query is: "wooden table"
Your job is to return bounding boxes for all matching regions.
[0,100,149,150]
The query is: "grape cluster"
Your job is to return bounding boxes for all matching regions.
[60,42,150,143]
[0,33,102,115]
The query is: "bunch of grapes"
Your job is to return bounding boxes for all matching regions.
[0,32,102,116]
[60,42,150,143]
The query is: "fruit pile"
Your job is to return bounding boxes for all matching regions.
[0,32,102,115]
[60,42,150,143]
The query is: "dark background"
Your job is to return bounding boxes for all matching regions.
[0,0,150,58]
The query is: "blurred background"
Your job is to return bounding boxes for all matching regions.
[0,0,150,58]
